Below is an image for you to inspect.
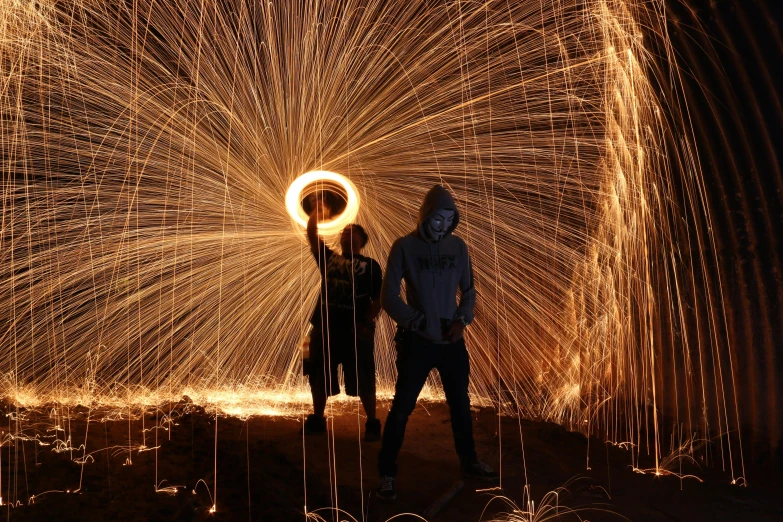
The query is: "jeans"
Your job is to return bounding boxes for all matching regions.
[378,331,477,477]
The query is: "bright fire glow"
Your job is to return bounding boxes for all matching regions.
[285,170,360,234]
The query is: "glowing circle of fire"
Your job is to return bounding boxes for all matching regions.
[285,171,360,235]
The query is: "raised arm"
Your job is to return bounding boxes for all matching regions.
[306,199,329,258]
[381,240,425,331]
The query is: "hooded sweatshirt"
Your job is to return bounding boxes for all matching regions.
[381,185,476,344]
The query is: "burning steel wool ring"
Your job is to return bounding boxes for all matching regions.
[285,170,360,235]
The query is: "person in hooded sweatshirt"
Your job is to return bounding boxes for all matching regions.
[376,184,498,500]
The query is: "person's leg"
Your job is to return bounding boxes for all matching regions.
[360,389,377,420]
[378,333,433,477]
[341,330,379,438]
[357,336,377,420]
[323,327,342,398]
[312,379,327,418]
[436,339,477,468]
[342,330,361,400]
[304,327,329,434]
[357,335,381,441]
[308,327,328,417]
[304,381,327,433]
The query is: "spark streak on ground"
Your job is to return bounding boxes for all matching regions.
[1,0,744,498]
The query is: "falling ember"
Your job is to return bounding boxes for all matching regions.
[0,0,749,499]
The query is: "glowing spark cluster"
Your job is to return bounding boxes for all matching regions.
[0,0,744,485]
[285,170,360,233]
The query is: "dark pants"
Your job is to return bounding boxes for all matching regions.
[378,331,477,477]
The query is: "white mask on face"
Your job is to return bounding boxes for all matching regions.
[425,210,455,241]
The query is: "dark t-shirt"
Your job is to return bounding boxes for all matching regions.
[310,244,383,328]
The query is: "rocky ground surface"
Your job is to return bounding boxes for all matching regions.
[0,398,780,521]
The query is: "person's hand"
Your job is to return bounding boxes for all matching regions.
[413,315,427,332]
[308,194,331,220]
[444,320,465,343]
[317,200,331,218]
[307,192,332,216]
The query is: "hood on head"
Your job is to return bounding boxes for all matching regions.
[417,184,460,241]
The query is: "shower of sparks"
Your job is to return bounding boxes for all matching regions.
[1,0,745,499]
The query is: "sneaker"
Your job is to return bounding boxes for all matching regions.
[377,476,396,501]
[364,418,381,442]
[301,414,326,435]
[462,461,499,482]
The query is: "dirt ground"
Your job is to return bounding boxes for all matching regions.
[0,398,781,522]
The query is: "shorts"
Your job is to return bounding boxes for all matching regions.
[304,325,376,397]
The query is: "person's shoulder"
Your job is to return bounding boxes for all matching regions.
[360,253,381,266]
[391,233,417,250]
[366,256,383,275]
[445,233,468,248]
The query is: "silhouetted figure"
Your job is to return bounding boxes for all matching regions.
[376,185,498,500]
[303,196,383,441]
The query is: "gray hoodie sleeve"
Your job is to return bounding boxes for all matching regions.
[381,239,426,330]
[456,242,476,324]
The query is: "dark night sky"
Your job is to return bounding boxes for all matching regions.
[665,0,782,459]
